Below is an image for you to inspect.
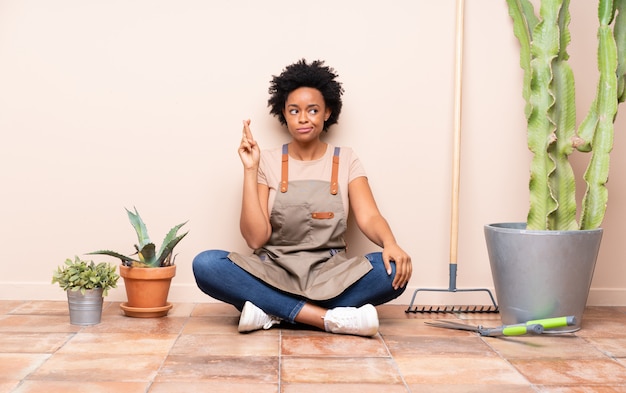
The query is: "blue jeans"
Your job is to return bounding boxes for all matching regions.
[192,250,406,323]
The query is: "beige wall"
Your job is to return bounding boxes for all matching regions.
[1,0,624,306]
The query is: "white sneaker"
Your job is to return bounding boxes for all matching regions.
[238,301,282,333]
[323,304,379,337]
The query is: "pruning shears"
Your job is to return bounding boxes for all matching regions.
[425,316,576,337]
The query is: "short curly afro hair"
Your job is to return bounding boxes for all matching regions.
[268,59,344,131]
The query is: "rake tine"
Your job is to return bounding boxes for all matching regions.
[406,303,499,314]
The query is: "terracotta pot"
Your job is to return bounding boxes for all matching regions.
[119,264,176,317]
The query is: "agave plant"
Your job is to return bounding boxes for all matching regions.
[508,0,626,230]
[88,207,188,268]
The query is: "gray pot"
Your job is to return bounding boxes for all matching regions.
[484,223,602,332]
[67,288,104,326]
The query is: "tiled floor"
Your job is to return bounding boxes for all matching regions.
[0,301,625,393]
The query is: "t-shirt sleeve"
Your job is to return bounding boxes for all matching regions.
[257,147,278,187]
[347,148,367,183]
[257,163,268,186]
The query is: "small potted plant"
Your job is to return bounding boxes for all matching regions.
[52,256,119,325]
[485,0,626,331]
[88,207,188,318]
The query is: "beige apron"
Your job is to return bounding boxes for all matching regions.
[228,144,372,300]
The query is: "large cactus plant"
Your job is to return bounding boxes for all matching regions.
[508,0,626,230]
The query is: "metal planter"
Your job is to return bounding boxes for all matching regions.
[484,223,602,332]
[67,288,104,326]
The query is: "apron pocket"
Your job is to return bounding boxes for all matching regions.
[270,203,313,245]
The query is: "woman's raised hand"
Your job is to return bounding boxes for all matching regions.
[238,119,260,169]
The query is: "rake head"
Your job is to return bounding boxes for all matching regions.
[405,304,499,313]
[405,284,499,314]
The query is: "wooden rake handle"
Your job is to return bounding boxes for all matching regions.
[450,0,465,267]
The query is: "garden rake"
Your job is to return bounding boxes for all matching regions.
[406,0,498,314]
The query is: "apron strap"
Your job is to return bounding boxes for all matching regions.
[280,144,288,193]
[280,144,340,195]
[331,147,340,195]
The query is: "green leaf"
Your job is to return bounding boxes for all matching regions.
[156,231,188,267]
[156,221,188,266]
[138,243,157,267]
[87,250,137,265]
[126,207,151,249]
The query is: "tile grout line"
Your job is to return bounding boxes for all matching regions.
[145,302,197,392]
[478,335,536,389]
[378,332,412,392]
[277,329,282,392]
[4,300,28,316]
[575,332,626,375]
[578,332,625,362]
[8,300,81,391]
